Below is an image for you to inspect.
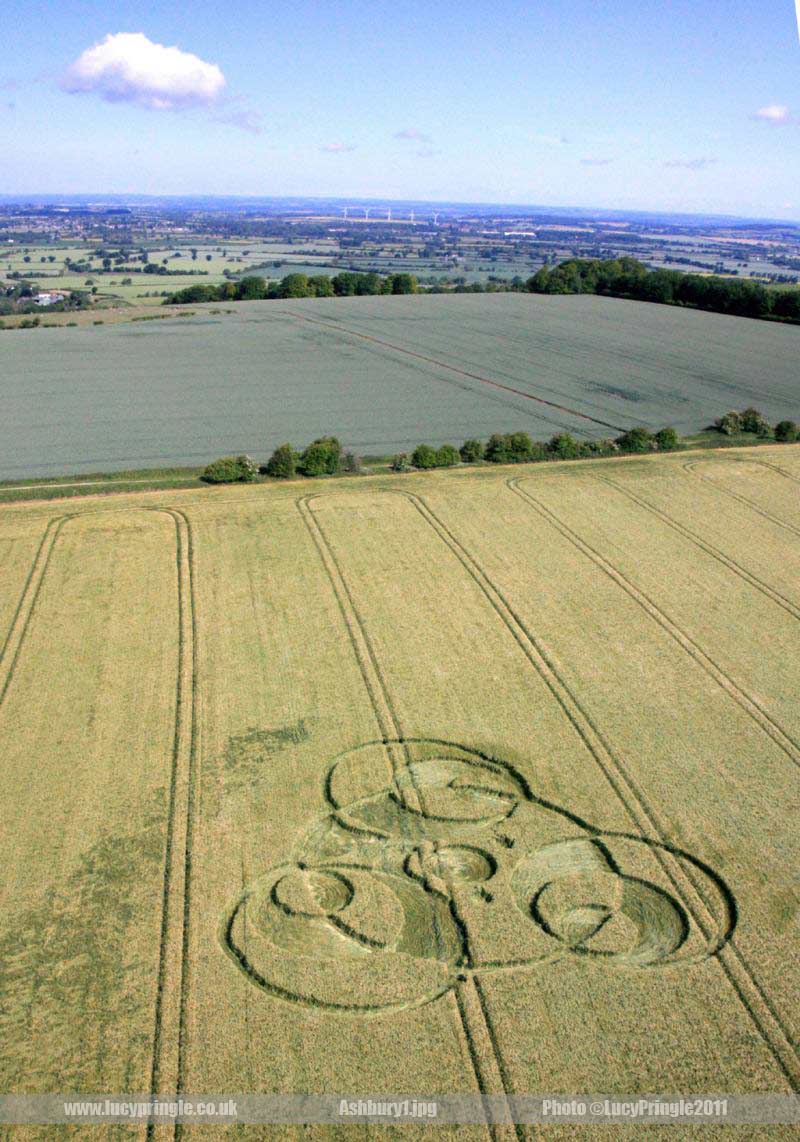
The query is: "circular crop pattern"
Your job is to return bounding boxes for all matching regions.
[408,844,497,888]
[221,739,736,1010]
[272,868,354,918]
[511,835,734,967]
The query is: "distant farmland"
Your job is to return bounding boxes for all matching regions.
[1,447,798,1110]
[2,293,800,478]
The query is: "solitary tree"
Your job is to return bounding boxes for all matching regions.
[236,276,268,301]
[411,444,439,469]
[775,420,798,442]
[435,444,460,467]
[300,436,341,476]
[265,443,298,478]
[654,427,679,451]
[739,407,770,437]
[307,275,335,297]
[460,439,484,463]
[484,433,511,463]
[715,411,742,435]
[615,426,655,453]
[278,273,311,299]
[202,455,258,484]
[548,433,582,460]
[505,431,536,462]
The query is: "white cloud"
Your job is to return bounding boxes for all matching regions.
[62,32,225,111]
[320,142,356,153]
[663,157,717,170]
[531,133,569,146]
[214,106,263,135]
[754,104,790,123]
[395,127,432,142]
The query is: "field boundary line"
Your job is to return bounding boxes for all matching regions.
[0,475,196,493]
[597,475,800,622]
[0,514,74,710]
[297,494,519,1140]
[280,307,625,433]
[505,477,798,1084]
[684,460,800,538]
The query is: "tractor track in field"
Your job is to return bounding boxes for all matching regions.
[298,493,521,1142]
[6,473,797,1103]
[301,484,797,1105]
[281,308,625,435]
[684,460,800,539]
[153,507,201,1140]
[597,475,800,623]
[504,477,798,1087]
[0,514,75,709]
[145,508,199,1139]
[311,482,794,1087]
[146,509,189,1124]
[0,505,200,1128]
[509,476,800,772]
[756,459,800,485]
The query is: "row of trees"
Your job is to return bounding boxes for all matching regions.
[166,271,418,306]
[202,437,347,483]
[201,409,799,485]
[526,257,800,323]
[715,406,799,441]
[202,426,680,484]
[393,425,680,471]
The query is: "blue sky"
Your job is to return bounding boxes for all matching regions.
[1,0,798,218]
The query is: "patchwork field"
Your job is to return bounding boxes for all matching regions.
[2,292,800,479]
[0,445,798,1131]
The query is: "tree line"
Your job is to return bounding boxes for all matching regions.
[166,257,800,323]
[395,425,679,471]
[165,271,419,306]
[525,257,800,323]
[201,408,798,484]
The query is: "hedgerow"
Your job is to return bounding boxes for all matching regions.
[204,407,797,485]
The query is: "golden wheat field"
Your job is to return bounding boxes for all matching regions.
[1,445,798,1133]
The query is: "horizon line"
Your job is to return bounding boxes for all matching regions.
[0,191,794,226]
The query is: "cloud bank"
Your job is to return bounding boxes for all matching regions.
[754,104,790,123]
[62,32,225,111]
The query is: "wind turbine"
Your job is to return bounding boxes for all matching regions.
[342,206,348,220]
[364,207,371,221]
[432,212,440,225]
[387,208,392,222]
[410,209,415,224]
